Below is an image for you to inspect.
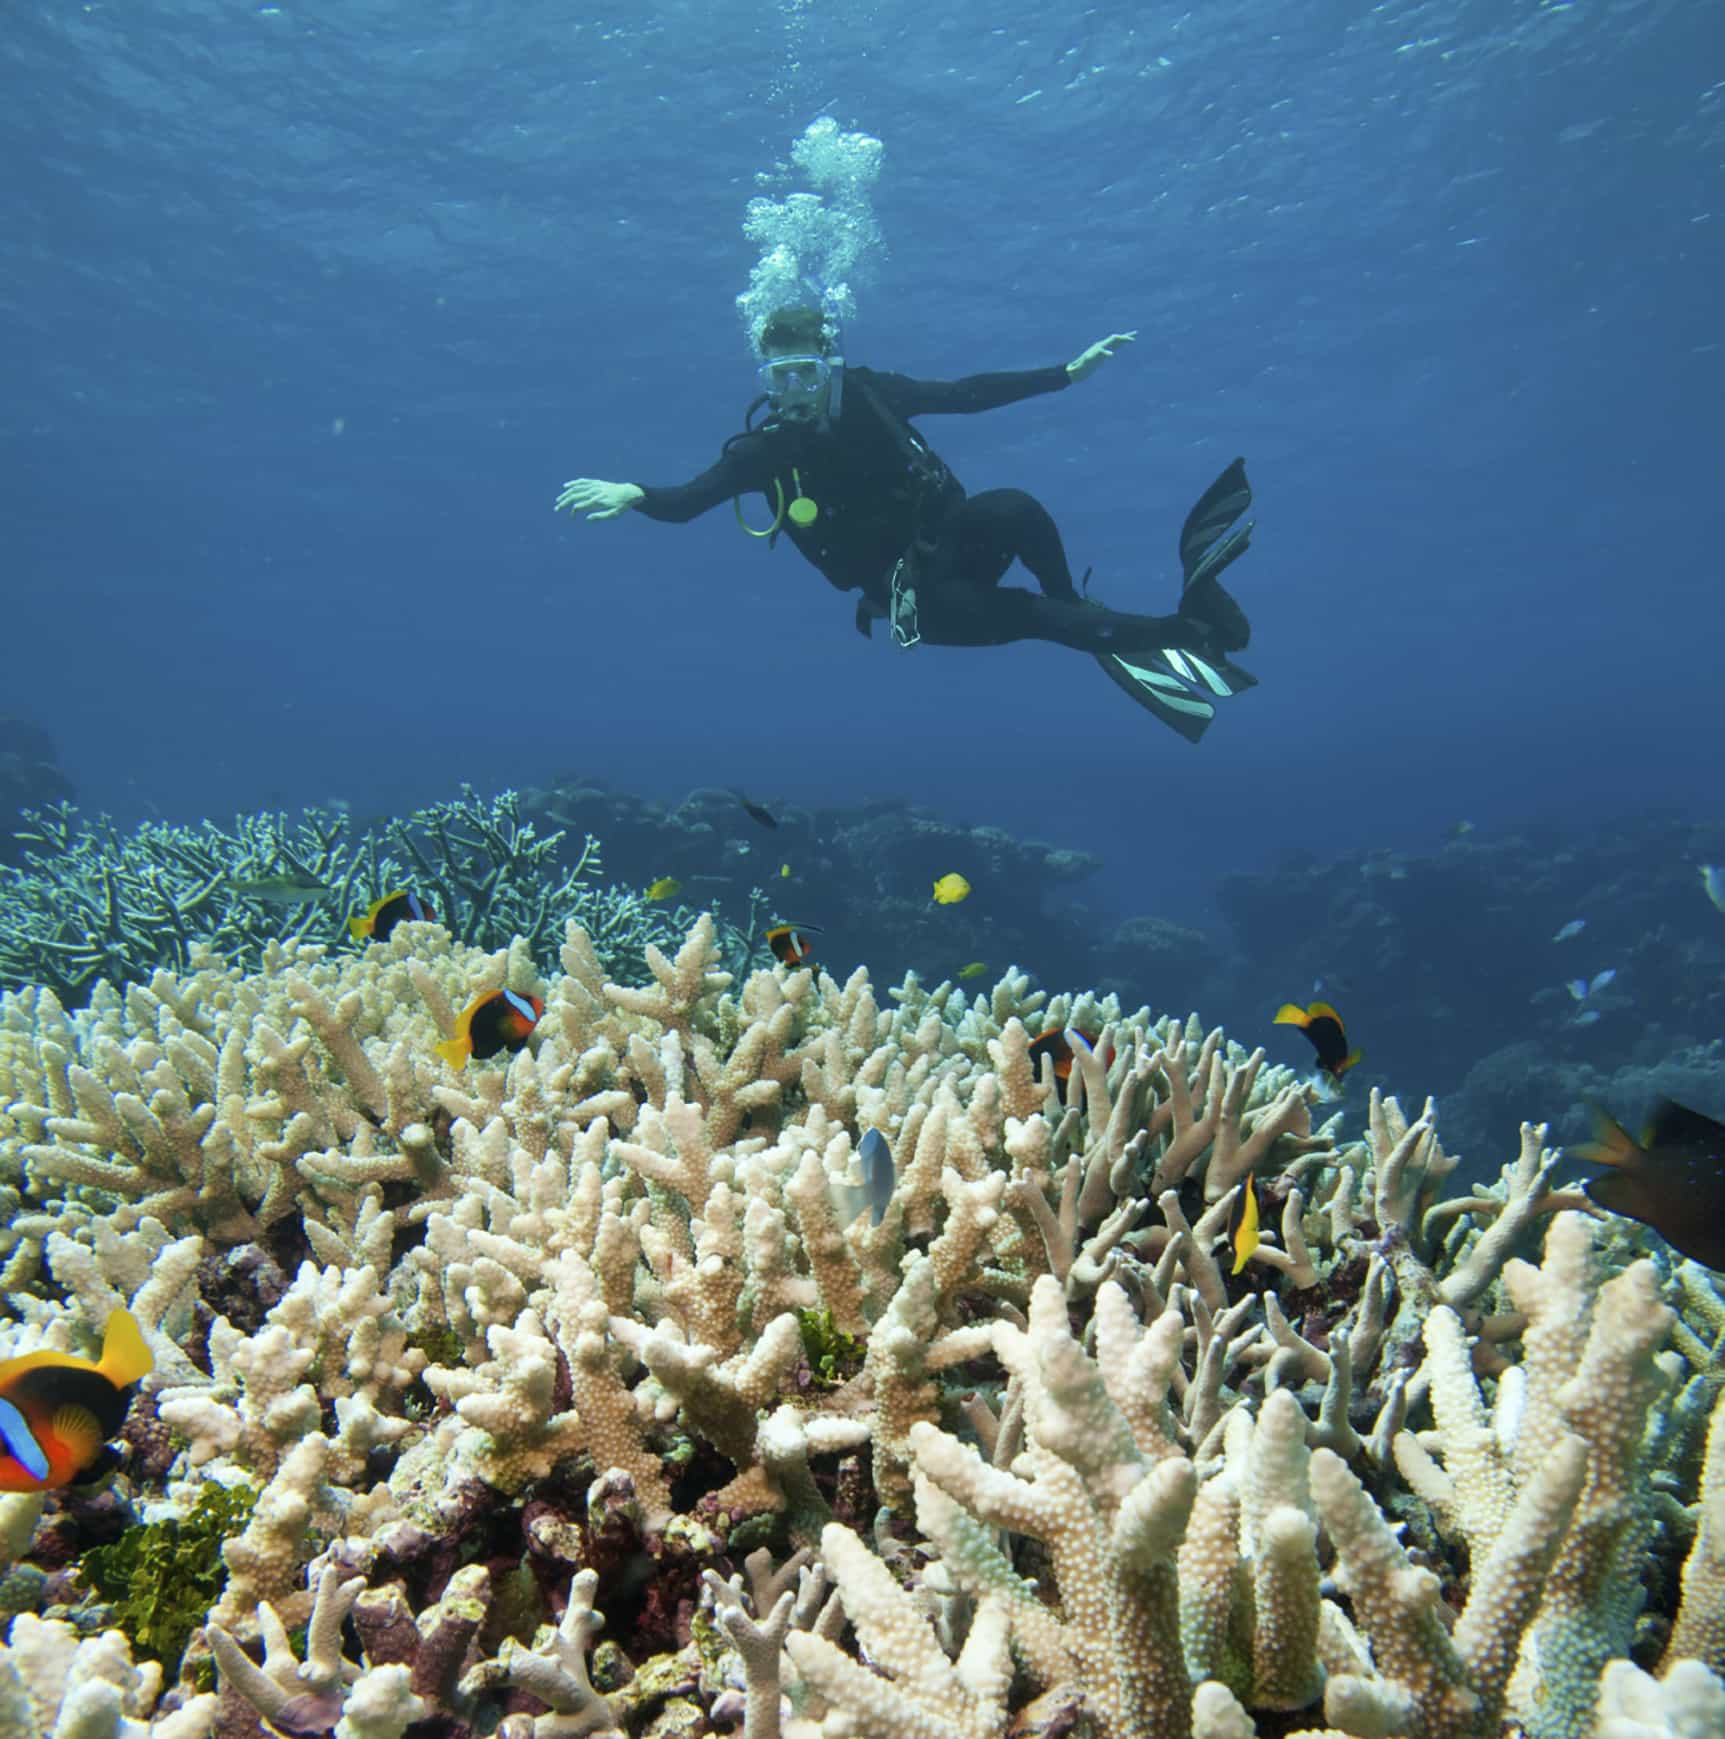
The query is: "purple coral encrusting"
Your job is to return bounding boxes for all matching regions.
[0,916,1721,1738]
[118,1392,182,1486]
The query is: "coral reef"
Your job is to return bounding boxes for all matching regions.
[520,778,1214,1016]
[0,908,1722,1739]
[0,789,763,1006]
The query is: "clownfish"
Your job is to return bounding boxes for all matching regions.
[767,923,822,967]
[1273,1001,1361,1081]
[0,1309,153,1493]
[347,889,434,943]
[1028,1027,1116,1105]
[436,988,544,1069]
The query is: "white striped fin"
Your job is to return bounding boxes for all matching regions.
[1112,659,1216,719]
[1181,653,1234,697]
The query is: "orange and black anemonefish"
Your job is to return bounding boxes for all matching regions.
[1027,1027,1117,1105]
[766,923,823,967]
[347,889,435,944]
[1273,1001,1361,1081]
[435,988,544,1069]
[0,1308,153,1493]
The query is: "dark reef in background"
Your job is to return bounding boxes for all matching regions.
[1215,816,1725,1171]
[521,774,1217,1016]
[0,717,74,864]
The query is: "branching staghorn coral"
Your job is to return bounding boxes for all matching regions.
[0,788,764,1004]
[0,917,1722,1738]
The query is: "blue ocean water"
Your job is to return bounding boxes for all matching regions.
[5,0,1721,930]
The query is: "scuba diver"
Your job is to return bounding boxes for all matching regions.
[555,306,1258,740]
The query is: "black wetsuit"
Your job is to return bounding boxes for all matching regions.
[632,364,1200,655]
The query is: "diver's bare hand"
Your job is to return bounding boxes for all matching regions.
[555,478,645,520]
[1066,331,1137,383]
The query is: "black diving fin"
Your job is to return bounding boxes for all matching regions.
[1177,457,1254,652]
[1096,457,1261,737]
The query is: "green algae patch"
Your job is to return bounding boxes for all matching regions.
[80,1482,257,1674]
[796,1307,866,1389]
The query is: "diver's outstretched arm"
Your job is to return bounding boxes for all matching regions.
[555,478,645,520]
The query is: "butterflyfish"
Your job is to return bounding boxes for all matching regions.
[347,889,433,943]
[0,1309,153,1493]
[767,923,822,967]
[645,877,682,902]
[931,873,971,905]
[1273,1001,1361,1081]
[436,988,543,1069]
[1572,1100,1725,1270]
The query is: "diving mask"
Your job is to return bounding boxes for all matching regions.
[758,353,842,416]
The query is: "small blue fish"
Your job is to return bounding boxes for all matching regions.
[1552,919,1587,943]
[1573,1009,1602,1027]
[1701,866,1725,915]
[1566,969,1617,1003]
[858,1128,895,1227]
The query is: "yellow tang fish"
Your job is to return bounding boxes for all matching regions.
[931,872,971,905]
[958,961,988,980]
[645,877,681,902]
[780,863,792,878]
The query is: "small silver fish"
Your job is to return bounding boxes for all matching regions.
[1552,919,1587,942]
[228,874,332,906]
[858,1128,895,1227]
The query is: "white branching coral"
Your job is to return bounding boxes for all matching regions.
[4,914,1723,1739]
[0,1612,214,1739]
